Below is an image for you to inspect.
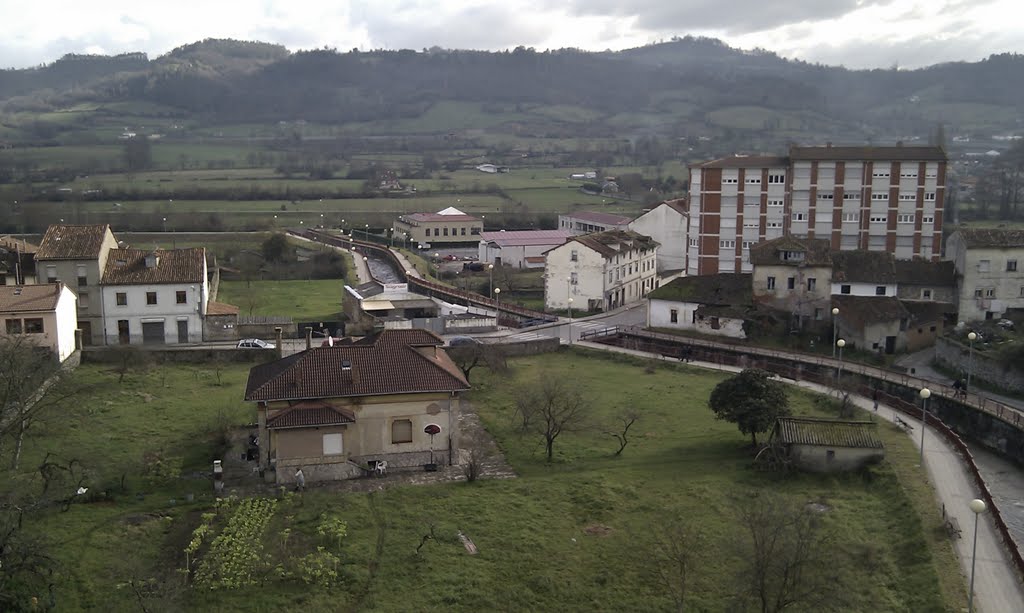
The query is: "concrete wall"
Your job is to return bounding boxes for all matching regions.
[788,444,884,473]
[204,314,239,341]
[947,235,1024,321]
[935,336,1024,394]
[629,204,687,274]
[81,345,275,364]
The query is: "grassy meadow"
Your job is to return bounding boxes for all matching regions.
[6,350,968,612]
[217,279,348,321]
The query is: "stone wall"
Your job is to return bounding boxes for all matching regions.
[82,346,275,364]
[935,337,1024,394]
[498,336,560,356]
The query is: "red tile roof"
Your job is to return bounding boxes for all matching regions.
[36,224,114,260]
[245,329,470,402]
[206,301,240,316]
[0,283,68,312]
[568,229,658,258]
[267,402,356,429]
[101,248,206,285]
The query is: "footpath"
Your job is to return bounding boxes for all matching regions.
[575,339,1024,613]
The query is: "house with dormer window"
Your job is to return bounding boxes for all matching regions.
[244,329,470,484]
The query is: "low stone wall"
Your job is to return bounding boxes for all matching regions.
[82,346,275,364]
[498,336,560,356]
[935,337,1024,394]
[274,456,365,484]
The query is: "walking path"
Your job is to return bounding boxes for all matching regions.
[896,347,1024,412]
[574,339,1024,613]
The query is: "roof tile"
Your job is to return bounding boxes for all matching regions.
[36,224,114,260]
[101,248,205,285]
[775,417,883,448]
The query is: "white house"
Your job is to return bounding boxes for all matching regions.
[647,273,751,339]
[628,199,688,275]
[477,230,573,269]
[100,248,209,345]
[0,283,79,362]
[946,228,1024,321]
[544,229,659,312]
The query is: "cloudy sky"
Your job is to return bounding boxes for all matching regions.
[1,0,1021,70]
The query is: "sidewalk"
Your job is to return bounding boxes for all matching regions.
[896,347,1024,412]
[577,339,1024,613]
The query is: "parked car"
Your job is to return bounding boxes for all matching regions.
[237,338,275,349]
[443,254,460,261]
[463,262,485,272]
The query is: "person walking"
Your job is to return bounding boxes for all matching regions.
[295,468,306,492]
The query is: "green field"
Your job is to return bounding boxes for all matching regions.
[6,351,967,611]
[217,279,348,320]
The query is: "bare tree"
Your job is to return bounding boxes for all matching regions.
[605,409,639,456]
[651,517,700,612]
[446,343,506,382]
[735,493,833,613]
[0,337,80,469]
[516,374,587,462]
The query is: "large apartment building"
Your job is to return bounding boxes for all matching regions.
[687,144,947,275]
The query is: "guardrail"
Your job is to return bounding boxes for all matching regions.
[587,325,1024,581]
[297,229,557,325]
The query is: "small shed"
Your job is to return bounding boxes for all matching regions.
[770,417,884,473]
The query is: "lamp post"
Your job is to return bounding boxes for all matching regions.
[967,331,977,393]
[488,263,494,299]
[831,307,840,358]
[162,217,167,232]
[364,223,369,241]
[567,297,574,345]
[389,227,395,248]
[968,498,988,613]
[836,339,846,386]
[919,387,931,462]
[320,213,324,228]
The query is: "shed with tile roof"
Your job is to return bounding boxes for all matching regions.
[769,416,885,473]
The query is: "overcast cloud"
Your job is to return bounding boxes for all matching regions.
[0,0,1020,70]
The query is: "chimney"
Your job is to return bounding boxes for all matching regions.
[274,327,283,359]
[144,252,160,268]
[305,326,312,350]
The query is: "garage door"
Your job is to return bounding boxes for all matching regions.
[142,322,166,345]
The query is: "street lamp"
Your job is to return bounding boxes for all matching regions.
[162,217,167,232]
[835,339,846,386]
[967,331,977,393]
[968,498,988,613]
[320,213,324,228]
[567,297,574,345]
[390,227,395,248]
[494,287,501,304]
[488,263,495,299]
[831,307,840,358]
[364,224,369,241]
[919,387,931,462]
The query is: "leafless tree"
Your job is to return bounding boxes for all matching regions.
[0,337,80,470]
[446,343,506,382]
[605,409,639,456]
[651,517,700,612]
[734,493,833,613]
[516,374,587,462]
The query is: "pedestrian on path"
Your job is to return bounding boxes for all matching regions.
[295,468,306,492]
[872,388,879,411]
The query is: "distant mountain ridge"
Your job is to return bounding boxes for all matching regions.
[1,36,1022,139]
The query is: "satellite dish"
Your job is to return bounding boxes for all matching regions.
[328,336,335,347]
[424,424,441,435]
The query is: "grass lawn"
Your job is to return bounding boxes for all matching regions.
[7,351,968,612]
[217,279,347,321]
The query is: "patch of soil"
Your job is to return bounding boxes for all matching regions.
[583,523,613,537]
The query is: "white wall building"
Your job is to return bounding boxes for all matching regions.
[946,228,1024,321]
[628,199,688,275]
[100,248,209,345]
[544,230,659,312]
[477,230,572,269]
[0,283,79,362]
[647,273,751,339]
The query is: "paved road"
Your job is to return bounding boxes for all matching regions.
[896,347,1024,412]
[575,339,1024,613]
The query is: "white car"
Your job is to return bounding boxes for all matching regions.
[237,338,275,349]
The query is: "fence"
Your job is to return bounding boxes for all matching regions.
[588,325,1024,582]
